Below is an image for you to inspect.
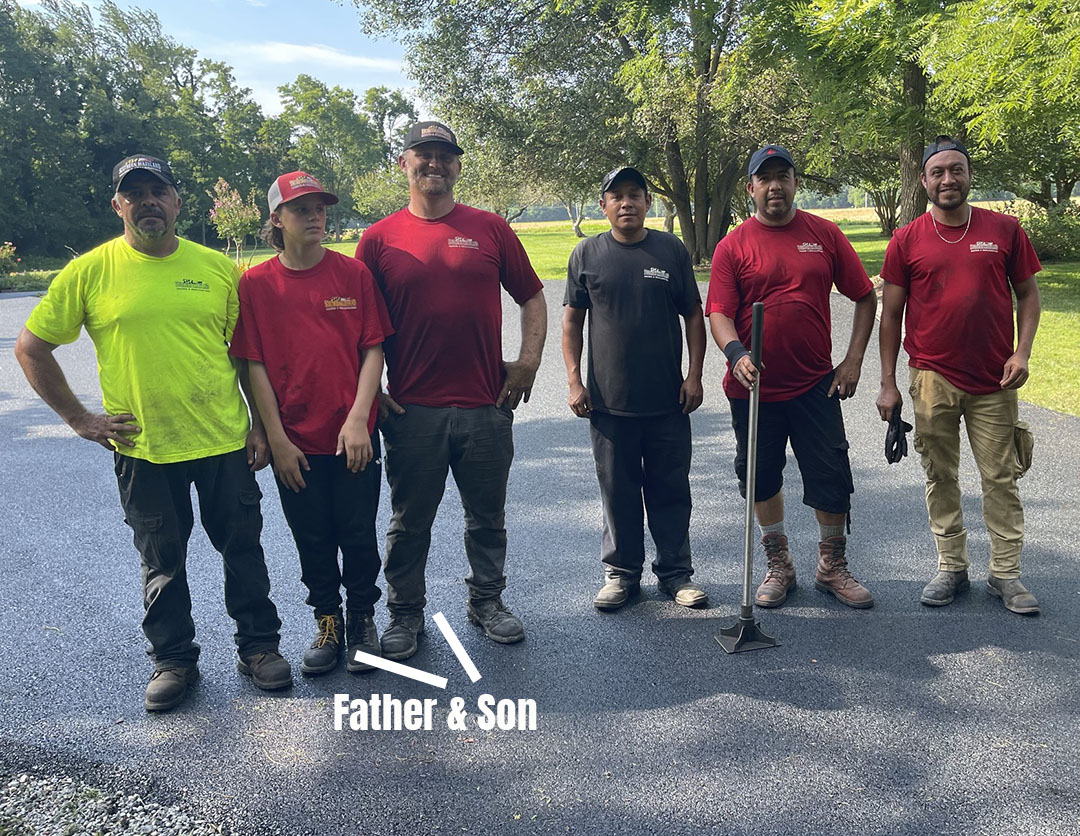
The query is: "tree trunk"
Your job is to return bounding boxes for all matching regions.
[572,200,585,238]
[706,157,741,255]
[662,199,675,234]
[869,187,900,237]
[693,150,709,264]
[663,139,698,261]
[897,61,928,228]
[506,206,527,224]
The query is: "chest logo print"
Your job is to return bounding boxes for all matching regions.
[970,241,999,253]
[174,278,210,292]
[324,296,357,310]
[448,236,479,250]
[643,267,670,281]
[797,242,824,253]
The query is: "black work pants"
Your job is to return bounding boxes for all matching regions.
[276,437,383,618]
[589,410,694,584]
[115,449,282,670]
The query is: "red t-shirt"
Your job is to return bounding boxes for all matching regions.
[229,250,393,454]
[881,207,1041,394]
[356,204,543,408]
[706,211,873,401]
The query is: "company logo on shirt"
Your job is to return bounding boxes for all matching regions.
[174,278,210,292]
[324,296,357,311]
[447,236,479,250]
[643,267,670,282]
[797,242,824,253]
[970,241,999,253]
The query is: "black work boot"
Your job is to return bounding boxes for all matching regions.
[380,612,424,660]
[300,612,343,675]
[345,611,381,673]
[145,666,199,712]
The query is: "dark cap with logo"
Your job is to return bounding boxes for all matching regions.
[402,121,464,155]
[600,166,648,199]
[112,155,178,191]
[922,135,970,169]
[748,145,796,177]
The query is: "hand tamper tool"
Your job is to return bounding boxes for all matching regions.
[716,301,780,653]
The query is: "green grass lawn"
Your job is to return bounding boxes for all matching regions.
[5,215,1077,416]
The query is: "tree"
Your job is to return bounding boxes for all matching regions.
[277,75,383,239]
[352,163,409,224]
[352,0,801,262]
[207,179,262,264]
[363,86,418,161]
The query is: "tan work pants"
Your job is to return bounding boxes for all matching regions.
[909,368,1024,578]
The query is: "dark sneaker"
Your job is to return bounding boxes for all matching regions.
[238,651,293,690]
[593,579,640,611]
[658,578,709,608]
[467,597,525,644]
[144,666,199,712]
[380,613,424,661]
[920,569,970,607]
[346,611,381,673]
[755,532,796,608]
[300,612,343,676]
[814,536,874,609]
[987,576,1040,615]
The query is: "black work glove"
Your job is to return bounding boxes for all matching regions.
[885,405,913,464]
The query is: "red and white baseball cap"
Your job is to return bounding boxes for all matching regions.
[267,171,339,213]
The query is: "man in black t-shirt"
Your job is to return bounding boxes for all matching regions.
[562,166,708,611]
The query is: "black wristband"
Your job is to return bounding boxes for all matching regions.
[723,339,750,367]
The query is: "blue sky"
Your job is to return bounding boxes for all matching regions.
[17,0,412,115]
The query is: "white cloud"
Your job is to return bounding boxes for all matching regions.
[225,41,402,73]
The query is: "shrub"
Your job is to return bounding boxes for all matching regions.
[1014,202,1080,261]
[0,241,22,273]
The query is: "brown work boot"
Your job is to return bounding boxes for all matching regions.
[755,533,796,608]
[814,536,874,609]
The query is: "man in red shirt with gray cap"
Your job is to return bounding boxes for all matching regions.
[707,144,877,610]
[357,121,547,660]
[878,135,1042,615]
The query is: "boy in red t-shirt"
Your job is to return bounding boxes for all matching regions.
[230,171,393,674]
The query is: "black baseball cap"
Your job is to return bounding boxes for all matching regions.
[112,155,178,191]
[747,145,796,177]
[401,121,464,155]
[600,166,648,199]
[922,136,970,169]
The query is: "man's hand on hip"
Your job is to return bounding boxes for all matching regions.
[73,412,141,451]
[498,359,539,409]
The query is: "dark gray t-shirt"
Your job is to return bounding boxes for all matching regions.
[565,229,701,416]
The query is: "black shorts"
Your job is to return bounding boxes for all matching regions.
[729,370,854,514]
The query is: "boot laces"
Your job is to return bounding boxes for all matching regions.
[763,537,790,581]
[823,540,858,587]
[313,614,339,648]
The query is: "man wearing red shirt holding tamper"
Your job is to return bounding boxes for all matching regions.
[357,121,547,659]
[878,136,1042,615]
[707,145,878,610]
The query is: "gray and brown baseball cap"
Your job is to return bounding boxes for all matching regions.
[112,155,178,191]
[402,121,464,155]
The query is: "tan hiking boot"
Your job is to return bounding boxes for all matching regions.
[755,532,796,608]
[814,536,873,609]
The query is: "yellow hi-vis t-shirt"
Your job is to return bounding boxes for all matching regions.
[25,237,251,464]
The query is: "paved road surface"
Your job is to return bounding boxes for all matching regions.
[1,283,1077,835]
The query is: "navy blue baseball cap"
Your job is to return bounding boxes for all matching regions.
[747,145,796,177]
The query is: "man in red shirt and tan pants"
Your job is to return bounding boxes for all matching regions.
[708,145,878,610]
[357,121,547,660]
[878,136,1042,615]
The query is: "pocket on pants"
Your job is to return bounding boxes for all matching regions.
[1013,421,1034,478]
[125,513,171,571]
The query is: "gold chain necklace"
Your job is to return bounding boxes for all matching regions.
[930,208,972,244]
